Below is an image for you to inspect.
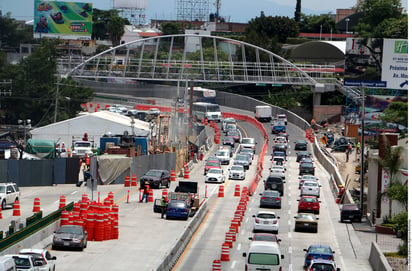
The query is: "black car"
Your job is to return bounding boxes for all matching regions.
[222,136,235,147]
[273,144,287,156]
[299,162,315,175]
[140,169,171,189]
[296,151,311,162]
[294,140,308,151]
[259,190,282,208]
[340,204,362,222]
[264,174,285,196]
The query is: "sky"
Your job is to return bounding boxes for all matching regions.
[0,0,409,23]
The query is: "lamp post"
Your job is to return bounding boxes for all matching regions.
[320,24,323,40]
[345,18,350,34]
[18,119,31,147]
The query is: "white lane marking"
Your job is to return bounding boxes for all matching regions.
[230,260,236,269]
[288,210,291,215]
[71,191,78,195]
[288,232,291,238]
[237,243,241,251]
[289,264,293,271]
[289,246,292,254]
[241,229,245,235]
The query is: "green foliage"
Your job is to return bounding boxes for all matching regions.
[391,211,408,255]
[160,23,182,35]
[384,180,408,211]
[297,14,336,34]
[263,86,312,110]
[92,9,127,45]
[380,101,408,127]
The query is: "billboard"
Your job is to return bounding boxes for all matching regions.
[381,39,408,90]
[34,1,92,40]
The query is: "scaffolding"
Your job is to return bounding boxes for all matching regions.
[118,8,147,25]
[175,0,210,22]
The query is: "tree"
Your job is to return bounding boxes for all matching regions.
[297,14,336,34]
[92,9,128,45]
[160,22,182,35]
[294,0,301,23]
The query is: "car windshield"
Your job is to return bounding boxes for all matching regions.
[301,163,313,168]
[297,214,315,220]
[145,170,162,177]
[304,182,317,187]
[217,151,227,156]
[257,213,276,219]
[227,131,238,136]
[248,253,279,265]
[254,235,277,242]
[241,138,254,144]
[208,169,222,174]
[302,197,317,203]
[169,201,186,208]
[207,161,220,167]
[57,226,83,234]
[236,155,248,161]
[231,166,244,171]
[310,263,335,271]
[309,246,332,254]
[263,191,279,197]
[223,137,233,142]
[206,105,220,112]
[14,258,31,268]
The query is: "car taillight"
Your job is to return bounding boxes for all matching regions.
[328,256,334,261]
[273,220,277,224]
[255,218,259,223]
[261,197,267,200]
[275,198,280,201]
[245,264,247,271]
[282,171,285,173]
[308,255,313,260]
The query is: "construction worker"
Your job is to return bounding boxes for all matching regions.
[356,141,361,154]
[311,118,316,130]
[160,195,168,219]
[140,181,150,203]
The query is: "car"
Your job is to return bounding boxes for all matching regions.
[264,174,285,196]
[238,150,253,164]
[298,196,321,214]
[248,233,281,244]
[298,175,319,189]
[340,204,362,223]
[140,169,171,189]
[294,140,308,151]
[4,254,43,271]
[0,183,20,210]
[239,147,254,160]
[301,180,321,198]
[242,241,284,270]
[221,145,233,157]
[296,151,311,162]
[278,132,289,141]
[274,136,288,146]
[272,144,287,156]
[204,160,221,175]
[269,164,286,179]
[299,162,315,175]
[299,157,314,164]
[276,114,287,125]
[205,168,225,183]
[303,244,336,268]
[233,154,250,170]
[307,259,341,271]
[252,211,280,234]
[222,118,236,132]
[259,190,282,209]
[52,225,88,251]
[165,199,190,220]
[226,129,241,143]
[222,136,235,147]
[294,213,319,233]
[225,123,237,134]
[228,165,245,180]
[239,138,257,154]
[272,121,286,134]
[272,156,286,166]
[215,149,230,165]
[19,249,56,271]
[147,108,161,116]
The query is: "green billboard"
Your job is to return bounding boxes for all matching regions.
[34,1,92,40]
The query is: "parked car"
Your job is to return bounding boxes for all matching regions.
[296,151,311,162]
[165,199,190,220]
[299,162,315,175]
[0,183,20,210]
[248,233,281,244]
[239,138,257,154]
[294,140,308,151]
[226,129,241,143]
[298,196,321,214]
[340,204,362,223]
[140,169,171,189]
[215,149,230,165]
[19,249,56,271]
[252,211,280,234]
[233,154,250,170]
[294,213,319,233]
[222,136,235,147]
[3,254,43,271]
[303,244,336,268]
[205,168,225,183]
[259,190,282,209]
[228,165,245,180]
[298,175,319,189]
[204,160,221,175]
[52,225,88,251]
[307,259,340,271]
[300,181,321,198]
[264,174,285,196]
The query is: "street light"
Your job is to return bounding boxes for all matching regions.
[320,24,323,40]
[345,18,350,34]
[18,119,31,147]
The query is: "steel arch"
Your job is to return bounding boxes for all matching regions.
[66,34,321,86]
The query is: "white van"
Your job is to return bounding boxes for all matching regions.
[0,256,16,271]
[243,241,284,271]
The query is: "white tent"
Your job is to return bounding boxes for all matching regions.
[30,111,150,148]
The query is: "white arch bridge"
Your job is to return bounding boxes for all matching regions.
[64,34,360,103]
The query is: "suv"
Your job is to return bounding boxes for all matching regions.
[299,162,315,175]
[0,183,20,210]
[264,174,285,196]
[340,204,362,223]
[215,149,230,165]
[240,138,257,154]
[4,254,43,271]
[140,169,171,189]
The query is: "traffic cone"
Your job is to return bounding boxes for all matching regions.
[212,259,221,271]
[218,185,224,197]
[184,165,190,179]
[171,170,176,182]
[12,200,21,216]
[220,243,230,261]
[234,184,240,197]
[59,195,66,209]
[32,197,41,212]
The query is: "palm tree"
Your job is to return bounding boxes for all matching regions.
[377,141,404,218]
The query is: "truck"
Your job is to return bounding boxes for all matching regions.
[71,141,94,157]
[153,181,199,214]
[254,105,272,122]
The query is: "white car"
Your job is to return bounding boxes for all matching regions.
[269,165,286,179]
[298,175,319,189]
[272,156,286,166]
[19,249,57,271]
[205,168,226,183]
[215,149,230,165]
[240,138,257,154]
[274,136,288,145]
[276,114,287,125]
[252,211,280,234]
[300,180,321,198]
[229,165,245,180]
[4,254,43,271]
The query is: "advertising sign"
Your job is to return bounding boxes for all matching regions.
[381,39,408,90]
[34,1,92,40]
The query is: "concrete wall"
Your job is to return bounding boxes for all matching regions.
[369,241,393,271]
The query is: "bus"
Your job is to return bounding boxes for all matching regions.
[192,102,222,123]
[189,87,217,104]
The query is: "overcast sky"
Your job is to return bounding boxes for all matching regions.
[0,0,408,23]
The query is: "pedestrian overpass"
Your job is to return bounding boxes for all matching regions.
[64,34,361,104]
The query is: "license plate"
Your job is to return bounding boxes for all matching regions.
[349,215,354,218]
[304,223,309,226]
[64,242,70,246]
[307,207,311,210]
[264,221,269,224]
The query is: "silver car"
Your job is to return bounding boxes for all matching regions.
[300,181,321,198]
[229,165,245,180]
[234,154,250,170]
[52,225,88,251]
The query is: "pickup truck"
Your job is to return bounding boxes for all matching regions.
[153,181,199,214]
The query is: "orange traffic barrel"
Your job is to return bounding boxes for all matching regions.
[124,176,130,187]
[0,206,3,219]
[231,220,239,233]
[112,217,119,239]
[73,202,81,213]
[60,210,69,226]
[85,212,95,241]
[225,232,233,248]
[12,200,21,217]
[234,185,240,197]
[131,175,137,186]
[59,195,66,209]
[32,197,41,212]
[229,226,236,242]
[94,211,104,241]
[212,259,221,271]
[148,189,154,203]
[171,170,176,182]
[218,185,224,197]
[162,189,168,198]
[184,166,189,179]
[220,243,230,261]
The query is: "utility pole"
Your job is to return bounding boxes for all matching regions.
[360,86,365,217]
[54,82,59,123]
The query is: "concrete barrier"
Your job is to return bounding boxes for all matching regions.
[369,241,393,271]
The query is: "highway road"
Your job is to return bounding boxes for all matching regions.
[0,106,372,271]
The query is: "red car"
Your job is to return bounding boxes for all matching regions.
[204,160,221,175]
[297,195,321,214]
